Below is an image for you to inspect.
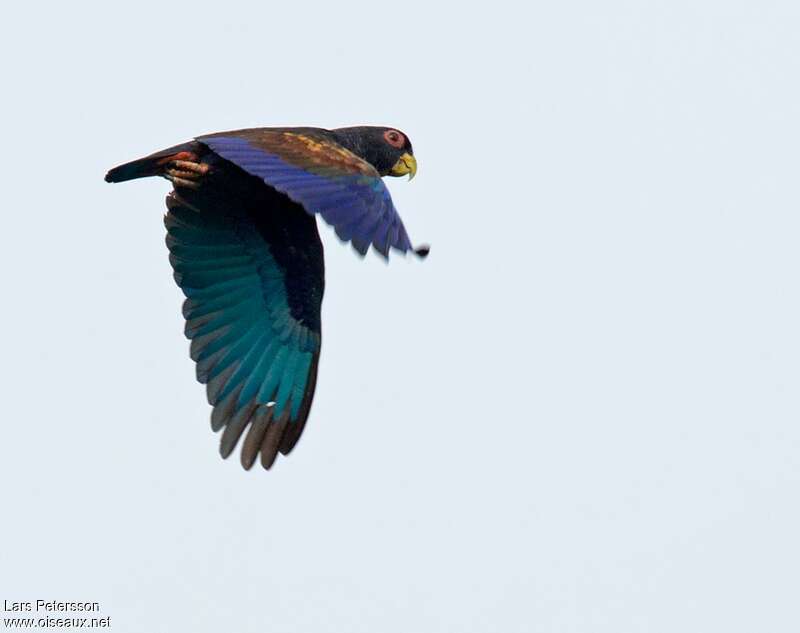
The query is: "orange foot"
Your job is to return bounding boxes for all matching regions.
[165,159,210,190]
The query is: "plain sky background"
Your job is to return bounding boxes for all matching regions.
[2,1,799,631]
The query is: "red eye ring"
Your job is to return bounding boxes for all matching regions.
[384,129,405,148]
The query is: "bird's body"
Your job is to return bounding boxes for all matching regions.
[106,126,426,470]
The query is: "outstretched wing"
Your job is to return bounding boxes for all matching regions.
[164,173,324,469]
[197,129,420,258]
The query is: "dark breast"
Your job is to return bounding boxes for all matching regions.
[246,181,325,333]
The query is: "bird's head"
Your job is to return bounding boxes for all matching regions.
[331,126,417,180]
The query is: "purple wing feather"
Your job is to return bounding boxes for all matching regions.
[197,131,420,258]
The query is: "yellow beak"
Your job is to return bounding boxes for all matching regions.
[389,152,417,180]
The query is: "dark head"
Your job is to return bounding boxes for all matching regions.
[331,126,417,179]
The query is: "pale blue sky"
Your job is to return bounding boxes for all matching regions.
[2,1,799,631]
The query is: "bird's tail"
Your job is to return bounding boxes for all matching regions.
[104,142,200,183]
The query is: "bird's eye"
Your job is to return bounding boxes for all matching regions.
[384,129,405,148]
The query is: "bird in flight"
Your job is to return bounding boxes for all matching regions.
[105,126,428,470]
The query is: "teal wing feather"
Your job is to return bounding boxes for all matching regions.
[164,182,323,469]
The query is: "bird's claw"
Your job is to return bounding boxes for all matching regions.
[165,160,210,190]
